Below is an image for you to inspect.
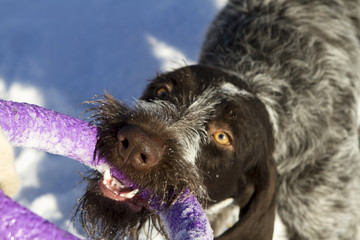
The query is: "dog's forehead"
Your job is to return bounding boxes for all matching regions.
[132,68,258,166]
[142,65,253,100]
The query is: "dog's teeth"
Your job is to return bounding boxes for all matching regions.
[111,179,121,188]
[131,189,139,196]
[120,189,139,199]
[104,169,112,181]
[105,184,112,190]
[114,180,125,188]
[109,178,126,188]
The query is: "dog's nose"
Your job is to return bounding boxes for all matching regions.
[117,125,163,169]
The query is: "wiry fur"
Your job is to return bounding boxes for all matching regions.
[75,0,360,239]
[76,64,277,239]
[75,171,154,239]
[200,0,360,239]
[76,93,212,239]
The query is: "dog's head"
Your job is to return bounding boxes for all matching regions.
[76,65,277,239]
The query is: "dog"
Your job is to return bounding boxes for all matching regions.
[75,0,360,239]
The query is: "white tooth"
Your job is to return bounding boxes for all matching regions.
[110,177,125,188]
[104,169,112,181]
[111,179,117,188]
[114,180,125,188]
[120,189,139,199]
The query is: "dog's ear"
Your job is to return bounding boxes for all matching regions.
[217,157,277,240]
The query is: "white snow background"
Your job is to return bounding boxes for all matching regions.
[0,0,227,238]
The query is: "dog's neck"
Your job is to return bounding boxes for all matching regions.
[218,157,277,240]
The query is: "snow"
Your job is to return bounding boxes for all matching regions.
[0,79,45,107]
[146,34,195,72]
[0,0,225,238]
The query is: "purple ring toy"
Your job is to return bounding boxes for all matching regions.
[0,100,213,240]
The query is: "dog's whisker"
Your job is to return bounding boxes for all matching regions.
[74,1,360,239]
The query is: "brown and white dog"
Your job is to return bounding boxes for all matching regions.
[76,1,360,239]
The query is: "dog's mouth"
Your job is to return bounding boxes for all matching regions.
[99,168,147,212]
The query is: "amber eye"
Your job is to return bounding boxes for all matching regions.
[156,87,169,99]
[213,132,231,145]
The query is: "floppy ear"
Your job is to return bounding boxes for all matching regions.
[0,129,21,197]
[216,157,277,240]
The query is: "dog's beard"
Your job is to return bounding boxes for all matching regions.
[75,171,167,240]
[75,162,205,240]
[76,94,209,239]
[86,94,208,204]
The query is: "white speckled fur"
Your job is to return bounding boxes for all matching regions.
[200,0,360,238]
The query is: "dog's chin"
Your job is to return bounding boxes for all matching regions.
[75,172,154,240]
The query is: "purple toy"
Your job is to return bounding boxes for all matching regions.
[0,190,81,240]
[0,100,213,240]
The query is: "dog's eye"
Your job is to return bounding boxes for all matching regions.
[213,132,231,145]
[156,87,169,99]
